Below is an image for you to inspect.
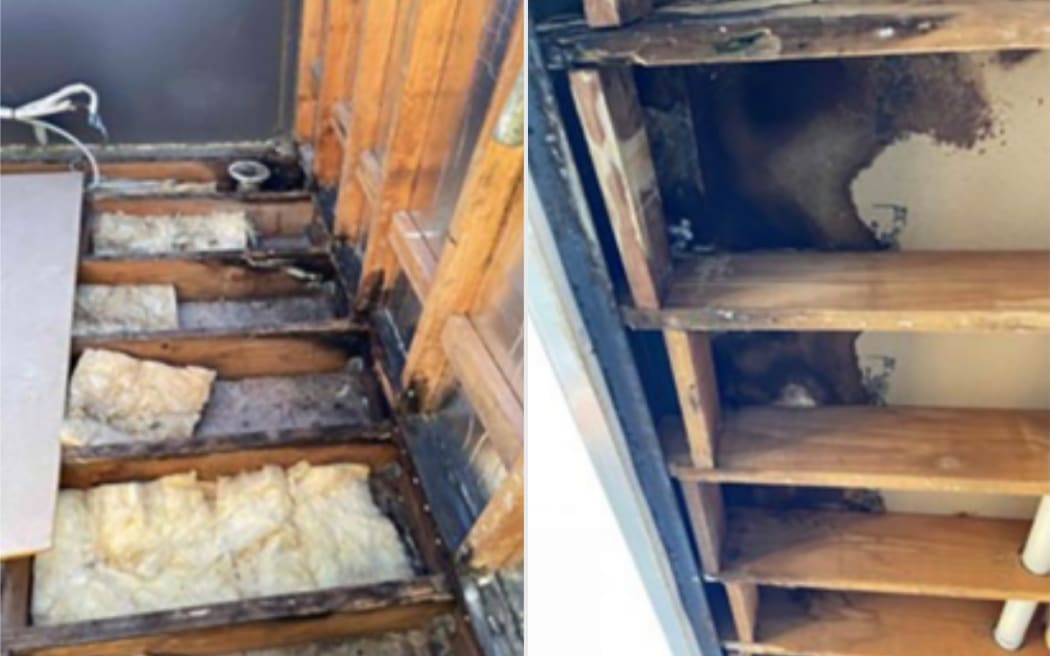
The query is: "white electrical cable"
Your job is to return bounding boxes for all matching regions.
[1,83,106,187]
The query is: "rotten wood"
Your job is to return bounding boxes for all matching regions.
[60,426,396,488]
[3,577,453,656]
[540,0,1050,68]
[464,454,524,572]
[567,66,669,310]
[71,321,364,379]
[78,251,334,301]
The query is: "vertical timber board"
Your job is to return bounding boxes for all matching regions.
[724,581,759,646]
[464,453,524,571]
[312,0,363,186]
[1,559,32,631]
[333,0,412,242]
[357,0,466,296]
[400,9,524,410]
[567,66,668,310]
[406,0,496,217]
[441,316,523,467]
[664,331,719,468]
[583,0,652,28]
[680,482,724,575]
[568,67,720,467]
[294,0,326,142]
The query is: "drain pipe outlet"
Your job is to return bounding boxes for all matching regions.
[228,159,270,192]
[994,495,1050,650]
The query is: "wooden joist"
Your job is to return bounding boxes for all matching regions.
[625,251,1050,333]
[79,251,334,301]
[671,406,1050,495]
[539,0,1050,68]
[3,576,453,656]
[72,321,364,379]
[583,0,652,28]
[723,589,1050,656]
[61,426,396,488]
[3,431,460,655]
[717,508,1050,601]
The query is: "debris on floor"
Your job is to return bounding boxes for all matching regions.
[61,349,215,446]
[92,211,253,255]
[73,284,179,336]
[33,462,414,625]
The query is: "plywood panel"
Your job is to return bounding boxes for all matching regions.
[0,172,84,558]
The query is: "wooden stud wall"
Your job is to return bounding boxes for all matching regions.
[559,3,1050,652]
[298,0,525,575]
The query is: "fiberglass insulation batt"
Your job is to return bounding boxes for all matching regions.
[60,349,216,446]
[92,211,252,255]
[73,284,179,336]
[33,463,414,625]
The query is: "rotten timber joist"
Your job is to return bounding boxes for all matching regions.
[539,0,1050,68]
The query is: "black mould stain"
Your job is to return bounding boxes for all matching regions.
[635,55,1004,514]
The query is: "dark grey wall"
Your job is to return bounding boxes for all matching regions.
[1,0,299,145]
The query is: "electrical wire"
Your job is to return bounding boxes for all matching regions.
[1,83,107,187]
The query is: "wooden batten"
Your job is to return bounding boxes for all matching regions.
[723,582,759,645]
[539,0,1050,68]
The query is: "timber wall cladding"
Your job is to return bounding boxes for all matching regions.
[544,0,1050,654]
[298,0,524,582]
